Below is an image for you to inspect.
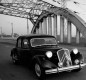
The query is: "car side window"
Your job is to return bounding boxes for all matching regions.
[17,39,21,48]
[22,39,29,48]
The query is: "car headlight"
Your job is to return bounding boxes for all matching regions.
[46,51,53,58]
[75,59,79,64]
[73,48,78,54]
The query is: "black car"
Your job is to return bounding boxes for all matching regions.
[11,34,86,79]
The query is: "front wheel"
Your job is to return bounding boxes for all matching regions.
[34,63,45,80]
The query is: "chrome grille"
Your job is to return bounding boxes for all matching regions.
[57,49,72,67]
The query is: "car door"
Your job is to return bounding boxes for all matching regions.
[16,38,22,59]
[21,38,31,62]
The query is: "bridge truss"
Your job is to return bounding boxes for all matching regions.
[1,0,86,44]
[0,0,62,24]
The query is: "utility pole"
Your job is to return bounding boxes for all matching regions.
[11,23,14,38]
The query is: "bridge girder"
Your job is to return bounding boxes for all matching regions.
[0,0,55,24]
[31,7,86,39]
[1,0,86,40]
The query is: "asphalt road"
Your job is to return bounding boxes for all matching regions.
[0,43,86,80]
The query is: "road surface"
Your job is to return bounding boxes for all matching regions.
[0,43,86,80]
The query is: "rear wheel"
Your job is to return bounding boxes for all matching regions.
[12,53,19,64]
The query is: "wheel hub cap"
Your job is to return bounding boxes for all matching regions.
[35,64,41,77]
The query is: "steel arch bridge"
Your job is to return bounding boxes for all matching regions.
[0,0,86,44]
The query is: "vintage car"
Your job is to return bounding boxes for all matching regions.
[10,34,86,79]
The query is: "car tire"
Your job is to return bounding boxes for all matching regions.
[34,62,46,80]
[12,53,19,64]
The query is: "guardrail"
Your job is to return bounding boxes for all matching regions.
[0,37,17,45]
[0,37,17,40]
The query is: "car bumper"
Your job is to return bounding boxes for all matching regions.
[45,63,86,74]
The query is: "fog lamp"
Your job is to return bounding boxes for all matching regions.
[75,59,79,64]
[58,62,63,67]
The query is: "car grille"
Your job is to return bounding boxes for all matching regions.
[57,49,72,67]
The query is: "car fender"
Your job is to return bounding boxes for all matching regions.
[70,51,83,60]
[42,60,57,69]
[11,48,17,56]
[32,55,57,69]
[32,55,45,65]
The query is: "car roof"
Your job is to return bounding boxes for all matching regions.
[17,34,55,40]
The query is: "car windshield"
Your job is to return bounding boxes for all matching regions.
[30,37,57,47]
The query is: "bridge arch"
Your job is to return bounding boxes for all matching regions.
[31,7,86,43]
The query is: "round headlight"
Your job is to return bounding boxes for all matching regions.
[46,51,53,58]
[75,59,79,64]
[73,48,78,54]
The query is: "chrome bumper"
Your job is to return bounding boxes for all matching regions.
[45,63,86,74]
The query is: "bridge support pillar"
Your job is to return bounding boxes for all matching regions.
[39,22,43,34]
[36,28,39,34]
[67,21,71,43]
[76,29,80,44]
[27,18,29,35]
[46,17,48,35]
[42,18,47,34]
[53,15,57,37]
[60,16,64,43]
[48,16,52,35]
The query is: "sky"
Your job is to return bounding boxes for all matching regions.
[0,14,33,35]
[0,0,86,35]
[67,0,86,21]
